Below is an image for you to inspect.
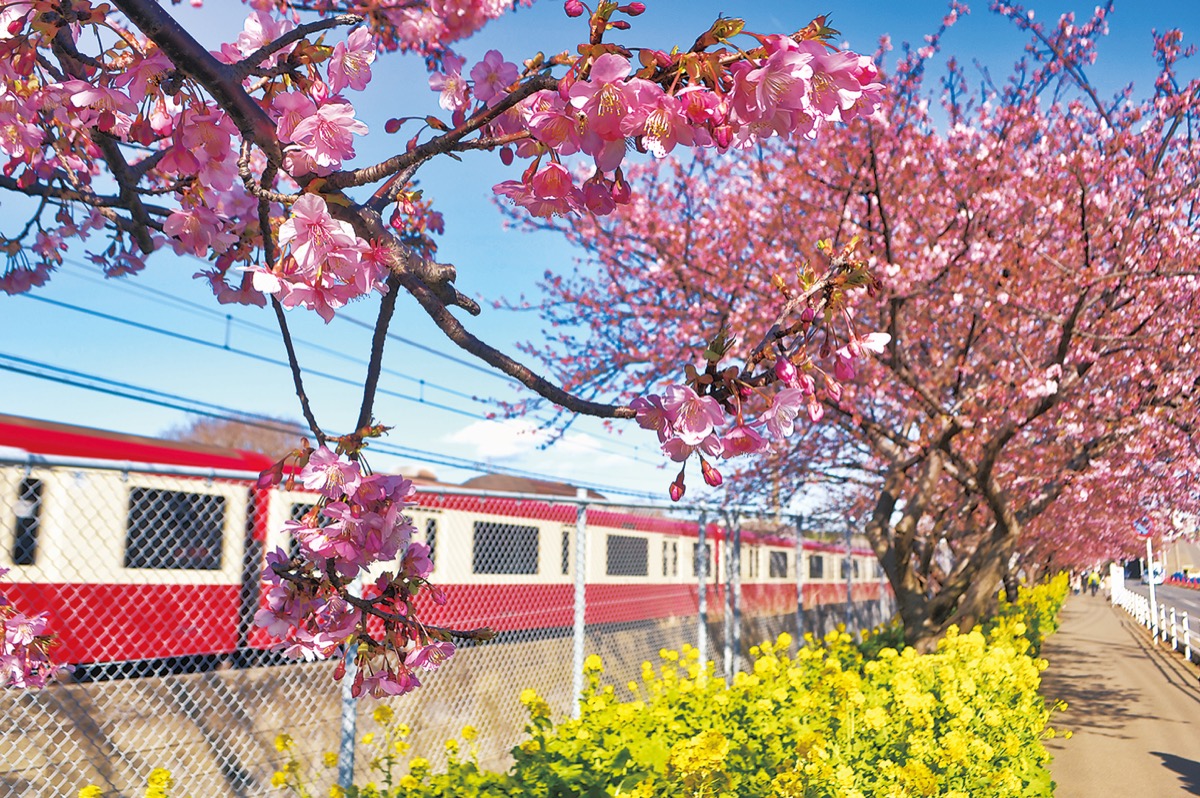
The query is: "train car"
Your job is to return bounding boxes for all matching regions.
[0,414,273,667]
[1,414,888,673]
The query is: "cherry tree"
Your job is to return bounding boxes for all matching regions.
[520,1,1200,648]
[0,0,889,690]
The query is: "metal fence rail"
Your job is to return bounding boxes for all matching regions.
[0,456,893,798]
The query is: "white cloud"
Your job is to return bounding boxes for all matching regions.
[444,419,645,480]
[445,418,548,460]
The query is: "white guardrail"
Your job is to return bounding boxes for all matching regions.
[1109,565,1194,664]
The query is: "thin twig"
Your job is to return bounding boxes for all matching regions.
[231,14,364,80]
[355,272,403,432]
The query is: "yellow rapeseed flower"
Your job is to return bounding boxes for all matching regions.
[77,787,103,798]
[372,705,394,725]
[144,768,173,798]
[323,752,339,768]
[461,725,477,741]
[274,733,294,752]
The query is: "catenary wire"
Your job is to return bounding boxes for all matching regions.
[0,355,667,499]
[34,266,653,460]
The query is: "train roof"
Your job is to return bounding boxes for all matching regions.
[0,414,276,472]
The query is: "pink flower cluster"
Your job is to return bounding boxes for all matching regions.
[633,331,890,499]
[1,569,63,689]
[251,194,391,322]
[255,448,454,697]
[483,31,884,217]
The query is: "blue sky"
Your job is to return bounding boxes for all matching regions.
[1,0,1197,499]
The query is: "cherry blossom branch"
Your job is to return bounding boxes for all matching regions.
[329,74,558,199]
[400,271,636,419]
[341,592,493,641]
[232,14,364,80]
[271,297,326,444]
[110,0,283,163]
[355,273,403,432]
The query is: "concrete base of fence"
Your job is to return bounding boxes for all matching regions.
[0,599,893,798]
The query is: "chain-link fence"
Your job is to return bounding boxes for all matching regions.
[0,456,893,798]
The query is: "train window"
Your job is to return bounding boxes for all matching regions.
[744,548,758,579]
[662,541,669,576]
[809,555,824,579]
[561,529,570,576]
[692,542,710,577]
[607,534,648,577]
[875,561,884,579]
[425,519,438,567]
[853,560,861,578]
[473,521,539,574]
[12,478,43,566]
[125,488,225,570]
[672,542,679,576]
[769,551,788,579]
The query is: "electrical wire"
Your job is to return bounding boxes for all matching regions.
[37,264,654,461]
[0,354,667,499]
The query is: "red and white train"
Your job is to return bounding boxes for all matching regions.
[0,414,886,671]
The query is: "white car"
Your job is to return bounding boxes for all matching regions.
[1142,565,1166,585]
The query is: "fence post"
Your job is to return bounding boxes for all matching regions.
[1184,612,1192,662]
[337,576,363,791]
[696,510,708,674]
[1171,607,1178,650]
[794,514,805,642]
[843,520,854,631]
[723,511,742,680]
[1161,604,1169,644]
[572,488,588,718]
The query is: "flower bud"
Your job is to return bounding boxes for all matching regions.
[610,19,631,29]
[700,458,723,487]
[564,0,585,16]
[622,2,646,14]
[611,169,632,204]
[774,356,798,387]
[669,471,686,502]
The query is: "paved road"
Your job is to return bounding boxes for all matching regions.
[1040,596,1200,797]
[1121,581,1200,619]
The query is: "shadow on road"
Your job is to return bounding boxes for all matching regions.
[1040,674,1146,740]
[1152,751,1200,796]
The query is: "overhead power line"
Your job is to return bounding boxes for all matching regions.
[0,353,665,499]
[31,267,653,462]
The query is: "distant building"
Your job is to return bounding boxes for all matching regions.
[459,474,605,500]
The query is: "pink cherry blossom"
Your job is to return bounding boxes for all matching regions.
[301,447,363,498]
[328,27,377,94]
[277,194,359,269]
[760,386,806,439]
[289,100,368,174]
[404,640,455,671]
[429,54,469,111]
[662,384,724,445]
[470,49,518,104]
